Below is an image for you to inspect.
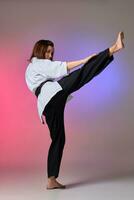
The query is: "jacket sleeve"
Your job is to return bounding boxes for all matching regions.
[39,60,70,79]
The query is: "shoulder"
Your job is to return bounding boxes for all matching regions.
[31,57,50,63]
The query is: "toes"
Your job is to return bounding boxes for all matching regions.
[120,31,124,40]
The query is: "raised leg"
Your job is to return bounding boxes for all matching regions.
[58,48,114,95]
[58,31,125,95]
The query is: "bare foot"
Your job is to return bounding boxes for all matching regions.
[115,31,125,51]
[109,31,125,56]
[47,178,66,189]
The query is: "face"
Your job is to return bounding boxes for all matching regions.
[45,45,54,60]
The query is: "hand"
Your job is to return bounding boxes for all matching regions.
[82,53,98,64]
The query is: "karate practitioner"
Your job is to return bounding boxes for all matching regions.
[25,31,125,189]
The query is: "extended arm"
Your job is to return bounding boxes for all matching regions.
[66,53,97,70]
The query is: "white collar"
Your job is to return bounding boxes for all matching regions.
[31,57,37,63]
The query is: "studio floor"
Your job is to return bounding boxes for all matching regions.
[0,164,134,200]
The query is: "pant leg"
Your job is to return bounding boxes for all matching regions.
[43,90,68,178]
[58,48,114,95]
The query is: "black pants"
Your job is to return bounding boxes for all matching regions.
[43,48,114,178]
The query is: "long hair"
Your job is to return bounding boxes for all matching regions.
[27,40,54,62]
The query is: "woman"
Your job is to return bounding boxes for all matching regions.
[25,31,125,189]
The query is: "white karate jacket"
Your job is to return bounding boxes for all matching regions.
[25,57,73,125]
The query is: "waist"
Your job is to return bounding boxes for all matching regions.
[35,80,52,98]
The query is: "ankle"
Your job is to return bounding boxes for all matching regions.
[109,44,117,56]
[48,176,56,181]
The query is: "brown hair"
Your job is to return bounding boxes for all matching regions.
[27,39,54,62]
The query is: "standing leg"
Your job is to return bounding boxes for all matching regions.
[43,90,68,189]
[46,110,65,179]
[58,48,114,95]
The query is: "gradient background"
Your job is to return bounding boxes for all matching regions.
[0,0,134,198]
